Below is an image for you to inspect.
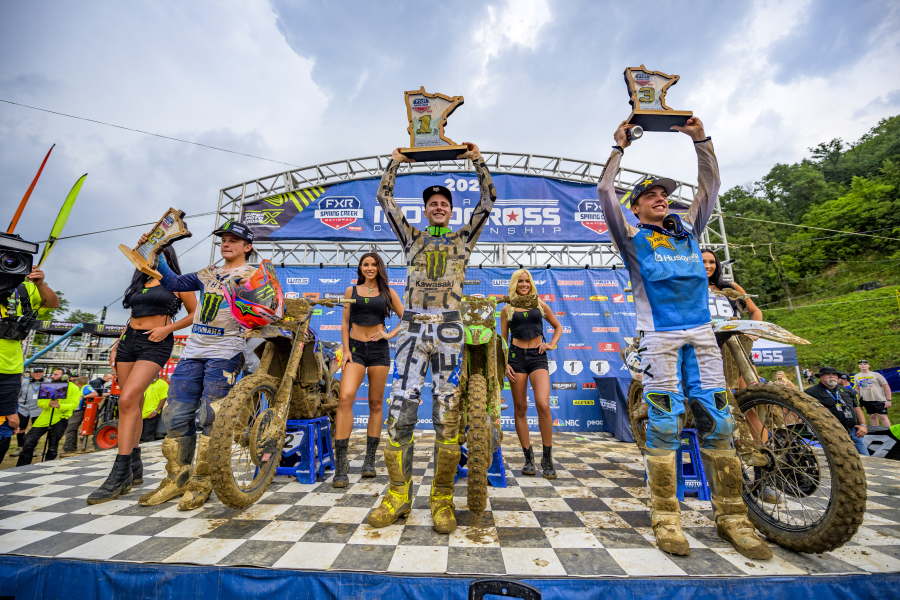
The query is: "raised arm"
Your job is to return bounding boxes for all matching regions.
[596,121,639,252]
[671,117,720,233]
[377,150,415,247]
[156,254,203,293]
[458,143,498,249]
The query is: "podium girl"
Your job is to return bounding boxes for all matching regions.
[501,269,563,479]
[332,253,404,487]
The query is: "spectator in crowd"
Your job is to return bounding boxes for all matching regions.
[61,376,99,456]
[805,366,868,456]
[15,371,78,465]
[10,366,46,458]
[838,372,861,403]
[90,372,113,394]
[141,376,168,443]
[855,359,892,427]
[774,371,797,388]
[803,368,814,385]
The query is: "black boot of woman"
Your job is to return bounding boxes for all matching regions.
[361,436,380,478]
[541,445,557,479]
[521,445,536,475]
[87,454,134,504]
[333,438,350,488]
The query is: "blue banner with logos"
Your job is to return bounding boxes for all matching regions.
[274,266,636,432]
[243,173,641,244]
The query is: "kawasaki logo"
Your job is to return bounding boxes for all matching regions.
[425,250,448,280]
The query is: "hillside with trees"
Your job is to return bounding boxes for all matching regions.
[720,115,900,370]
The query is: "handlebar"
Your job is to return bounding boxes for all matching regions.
[461,294,539,309]
[709,288,756,301]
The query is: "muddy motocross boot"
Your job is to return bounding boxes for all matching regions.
[368,442,413,528]
[431,443,461,534]
[700,448,773,560]
[361,436,380,478]
[332,438,350,488]
[541,445,557,479]
[131,446,144,485]
[178,434,214,511]
[86,454,134,505]
[644,448,690,556]
[139,435,196,506]
[521,445,536,476]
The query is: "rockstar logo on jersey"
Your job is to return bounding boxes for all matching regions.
[199,292,224,324]
[425,250,448,280]
[646,230,675,251]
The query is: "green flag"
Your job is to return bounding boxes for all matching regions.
[37,173,87,268]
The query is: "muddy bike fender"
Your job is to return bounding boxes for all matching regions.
[713,319,810,345]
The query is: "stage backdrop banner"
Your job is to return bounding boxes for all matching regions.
[242,173,644,244]
[274,266,636,432]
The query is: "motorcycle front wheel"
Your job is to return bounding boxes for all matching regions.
[735,383,867,553]
[209,374,283,509]
[466,373,490,513]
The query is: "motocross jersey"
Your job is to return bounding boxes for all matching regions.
[596,140,721,332]
[157,257,255,360]
[376,157,497,314]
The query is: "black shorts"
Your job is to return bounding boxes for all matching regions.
[116,326,174,368]
[349,339,390,368]
[508,344,549,375]
[862,401,888,415]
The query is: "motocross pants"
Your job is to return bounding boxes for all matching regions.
[639,324,732,451]
[163,353,245,437]
[386,320,464,446]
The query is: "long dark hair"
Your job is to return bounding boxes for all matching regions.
[702,249,727,289]
[356,252,393,318]
[123,245,183,314]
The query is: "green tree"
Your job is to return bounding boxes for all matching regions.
[66,309,99,324]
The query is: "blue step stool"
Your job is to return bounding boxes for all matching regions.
[276,416,335,484]
[455,444,507,488]
[643,428,711,501]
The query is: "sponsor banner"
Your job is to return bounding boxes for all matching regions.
[275,265,635,431]
[243,173,639,243]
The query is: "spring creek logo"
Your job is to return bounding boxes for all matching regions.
[425,250,448,280]
[199,292,225,324]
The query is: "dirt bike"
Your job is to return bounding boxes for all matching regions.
[622,289,866,553]
[208,297,353,508]
[458,293,538,513]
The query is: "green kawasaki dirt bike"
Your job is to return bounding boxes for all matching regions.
[208,297,353,508]
[458,293,538,513]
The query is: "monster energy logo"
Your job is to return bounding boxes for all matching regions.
[199,292,224,324]
[364,297,369,304]
[425,250,448,280]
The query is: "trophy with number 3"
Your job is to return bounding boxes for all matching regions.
[118,208,191,280]
[624,65,693,138]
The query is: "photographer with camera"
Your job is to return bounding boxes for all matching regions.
[0,260,59,463]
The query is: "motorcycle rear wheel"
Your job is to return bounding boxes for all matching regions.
[209,374,282,509]
[735,383,867,553]
[466,374,490,514]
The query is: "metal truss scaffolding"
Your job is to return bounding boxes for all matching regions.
[212,151,731,274]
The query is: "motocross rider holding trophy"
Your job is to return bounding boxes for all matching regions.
[596,118,772,560]
[368,142,496,535]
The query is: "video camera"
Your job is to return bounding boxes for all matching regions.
[0,232,40,341]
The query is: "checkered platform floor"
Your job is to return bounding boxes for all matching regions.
[1,431,900,578]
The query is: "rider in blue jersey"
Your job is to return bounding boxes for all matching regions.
[597,118,771,560]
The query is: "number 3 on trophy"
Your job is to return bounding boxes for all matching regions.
[638,87,655,103]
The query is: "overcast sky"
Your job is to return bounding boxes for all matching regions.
[2,0,899,325]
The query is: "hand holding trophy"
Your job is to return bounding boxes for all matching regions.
[118,208,191,279]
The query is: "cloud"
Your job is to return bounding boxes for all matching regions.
[1,0,899,330]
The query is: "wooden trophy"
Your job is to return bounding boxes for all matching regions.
[399,87,467,162]
[624,65,693,132]
[118,208,191,279]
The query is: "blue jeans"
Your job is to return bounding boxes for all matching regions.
[851,431,870,456]
[162,353,245,438]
